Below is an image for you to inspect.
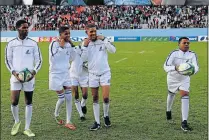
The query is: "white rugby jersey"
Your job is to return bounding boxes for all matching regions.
[5,37,42,74]
[81,37,116,75]
[49,40,76,74]
[164,49,199,81]
[70,46,88,78]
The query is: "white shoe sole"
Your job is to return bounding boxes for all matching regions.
[181,126,188,132]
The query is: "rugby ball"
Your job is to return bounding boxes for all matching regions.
[178,63,195,76]
[18,68,32,82]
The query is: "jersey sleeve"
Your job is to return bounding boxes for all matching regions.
[69,47,77,62]
[5,42,15,74]
[80,41,88,62]
[103,38,116,53]
[163,51,176,72]
[33,43,43,73]
[191,53,199,74]
[74,46,82,55]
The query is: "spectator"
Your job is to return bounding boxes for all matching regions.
[0,5,207,31]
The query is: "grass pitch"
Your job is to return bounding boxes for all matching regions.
[1,41,207,140]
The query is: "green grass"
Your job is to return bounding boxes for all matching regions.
[1,42,207,140]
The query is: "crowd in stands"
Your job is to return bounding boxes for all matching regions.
[0,5,207,31]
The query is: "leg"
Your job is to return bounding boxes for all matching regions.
[81,87,88,114]
[54,90,65,124]
[180,90,189,121]
[24,91,33,130]
[166,79,179,121]
[179,82,191,131]
[73,86,79,100]
[100,71,111,127]
[79,74,89,114]
[73,86,85,119]
[11,90,21,136]
[23,91,35,137]
[180,90,191,131]
[11,90,21,123]
[63,86,76,130]
[166,90,176,120]
[102,85,111,127]
[89,73,100,130]
[92,87,100,124]
[49,73,65,124]
[102,85,110,117]
[90,87,101,131]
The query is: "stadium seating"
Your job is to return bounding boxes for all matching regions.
[0,5,208,31]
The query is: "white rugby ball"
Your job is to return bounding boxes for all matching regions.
[178,63,195,76]
[18,71,25,81]
[18,68,32,82]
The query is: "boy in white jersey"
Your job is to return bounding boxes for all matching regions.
[49,26,76,130]
[70,45,88,121]
[164,37,199,132]
[5,19,42,137]
[81,24,116,131]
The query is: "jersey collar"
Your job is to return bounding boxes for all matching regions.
[179,48,189,54]
[17,36,28,41]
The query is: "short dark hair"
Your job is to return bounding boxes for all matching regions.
[178,37,189,44]
[85,23,96,30]
[15,19,27,29]
[59,26,70,34]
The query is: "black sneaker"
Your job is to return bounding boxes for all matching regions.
[90,122,100,131]
[166,111,172,120]
[81,106,87,114]
[80,116,86,121]
[104,116,111,127]
[181,120,192,132]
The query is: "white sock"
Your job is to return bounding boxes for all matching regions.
[75,99,84,117]
[11,105,19,123]
[166,93,175,111]
[181,96,189,121]
[103,103,109,117]
[81,97,87,107]
[93,103,100,124]
[54,93,65,117]
[65,90,72,124]
[25,104,32,130]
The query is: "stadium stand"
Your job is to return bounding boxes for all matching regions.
[0,5,208,31]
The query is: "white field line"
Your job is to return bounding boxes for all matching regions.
[138,51,145,54]
[115,58,128,63]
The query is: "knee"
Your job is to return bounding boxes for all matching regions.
[103,97,109,103]
[180,91,189,97]
[11,99,19,106]
[72,87,79,99]
[75,92,79,100]
[24,91,33,105]
[25,99,32,105]
[181,94,189,98]
[93,94,99,103]
[82,93,88,99]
